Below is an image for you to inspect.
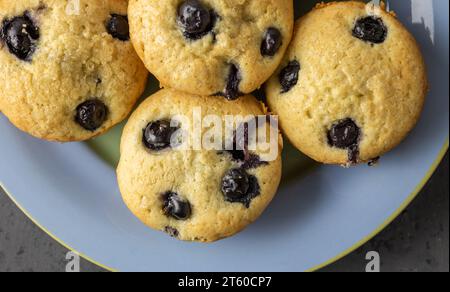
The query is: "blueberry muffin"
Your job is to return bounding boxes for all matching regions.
[117,89,283,242]
[0,0,148,142]
[266,1,427,165]
[128,0,294,100]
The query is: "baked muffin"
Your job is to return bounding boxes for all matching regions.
[117,89,283,242]
[0,0,148,141]
[128,0,293,100]
[266,1,427,165]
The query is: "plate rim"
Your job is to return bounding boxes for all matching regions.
[1,139,448,272]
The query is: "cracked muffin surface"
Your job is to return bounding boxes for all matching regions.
[266,1,427,165]
[128,0,293,100]
[0,0,148,141]
[117,89,283,242]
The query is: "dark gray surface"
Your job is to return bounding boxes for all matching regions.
[323,153,449,272]
[0,153,448,272]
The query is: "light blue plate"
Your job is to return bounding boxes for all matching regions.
[0,0,448,272]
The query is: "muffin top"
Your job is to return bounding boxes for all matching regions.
[117,89,283,242]
[267,1,427,165]
[129,0,293,100]
[0,0,147,141]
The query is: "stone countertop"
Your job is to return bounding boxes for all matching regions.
[0,153,448,272]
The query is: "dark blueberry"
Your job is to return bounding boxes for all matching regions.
[348,144,360,165]
[222,150,267,170]
[222,119,250,161]
[162,192,192,220]
[143,120,178,151]
[221,119,269,169]
[327,118,361,149]
[221,168,260,208]
[234,120,250,155]
[106,14,129,41]
[279,60,300,93]
[245,175,261,206]
[222,64,242,100]
[252,88,267,105]
[368,157,380,167]
[261,27,282,57]
[177,0,216,40]
[221,168,250,202]
[352,16,387,44]
[224,149,245,161]
[1,14,40,61]
[75,99,108,131]
[241,154,268,169]
[164,226,179,238]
